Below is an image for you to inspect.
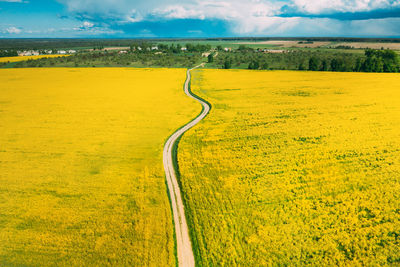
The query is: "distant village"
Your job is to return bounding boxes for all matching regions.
[15,46,288,57]
[18,49,77,56]
[120,45,287,54]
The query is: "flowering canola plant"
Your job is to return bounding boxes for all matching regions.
[0,55,69,63]
[0,68,199,266]
[179,69,400,266]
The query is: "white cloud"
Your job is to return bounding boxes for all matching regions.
[285,0,400,14]
[234,16,400,37]
[55,0,400,36]
[5,26,22,34]
[72,20,123,35]
[73,21,94,30]
[154,5,206,20]
[57,0,170,18]
[151,1,282,22]
[83,21,94,28]
[0,0,29,3]
[57,0,282,22]
[57,0,400,21]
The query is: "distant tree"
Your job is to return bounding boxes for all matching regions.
[248,62,254,70]
[224,59,232,69]
[320,60,329,71]
[253,61,259,70]
[330,59,339,71]
[262,62,269,70]
[381,49,399,72]
[208,54,214,63]
[363,55,383,72]
[308,57,319,71]
[354,58,363,72]
[248,60,259,70]
[0,49,18,57]
[157,44,168,51]
[176,44,182,53]
[376,57,384,72]
[384,61,397,72]
[238,45,248,51]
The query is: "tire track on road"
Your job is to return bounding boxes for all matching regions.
[163,64,210,267]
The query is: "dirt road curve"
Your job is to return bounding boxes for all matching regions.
[163,64,209,267]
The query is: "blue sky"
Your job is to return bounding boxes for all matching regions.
[1,0,400,38]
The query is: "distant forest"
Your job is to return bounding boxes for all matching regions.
[1,40,399,73]
[9,43,212,69]
[218,48,400,73]
[0,50,18,57]
[1,37,400,50]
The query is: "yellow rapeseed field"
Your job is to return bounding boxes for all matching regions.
[0,68,199,266]
[179,70,400,265]
[0,55,69,63]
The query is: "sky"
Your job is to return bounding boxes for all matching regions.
[1,0,400,38]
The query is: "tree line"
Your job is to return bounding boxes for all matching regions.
[0,50,18,57]
[13,50,203,68]
[219,48,399,73]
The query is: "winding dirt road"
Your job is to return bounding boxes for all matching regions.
[163,65,210,267]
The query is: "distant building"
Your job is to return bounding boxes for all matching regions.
[18,50,40,56]
[68,50,77,54]
[151,46,158,50]
[119,50,128,54]
[224,47,232,52]
[58,50,67,54]
[181,47,187,51]
[263,49,285,53]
